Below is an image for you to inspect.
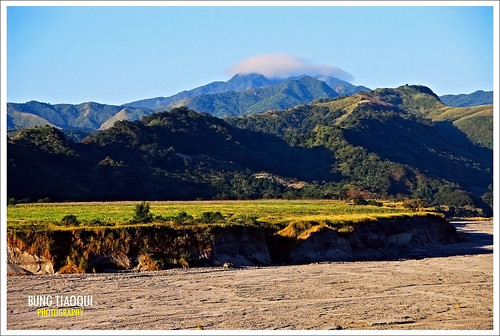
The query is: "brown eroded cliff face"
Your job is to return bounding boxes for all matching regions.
[7,214,459,274]
[286,215,459,263]
[209,227,272,266]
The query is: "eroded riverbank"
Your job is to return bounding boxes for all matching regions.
[6,219,494,331]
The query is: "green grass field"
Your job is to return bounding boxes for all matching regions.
[7,199,431,231]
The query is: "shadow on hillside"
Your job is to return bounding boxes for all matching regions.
[343,117,492,196]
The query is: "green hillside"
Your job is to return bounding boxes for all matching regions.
[228,85,492,213]
[368,85,493,149]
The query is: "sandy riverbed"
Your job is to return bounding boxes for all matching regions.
[6,219,494,331]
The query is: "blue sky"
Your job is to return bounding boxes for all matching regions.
[6,4,495,105]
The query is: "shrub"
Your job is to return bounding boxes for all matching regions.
[366,199,383,206]
[352,196,368,205]
[200,211,224,223]
[87,219,103,226]
[10,198,31,205]
[132,201,153,223]
[172,211,194,225]
[61,214,79,226]
[231,214,259,225]
[403,199,426,211]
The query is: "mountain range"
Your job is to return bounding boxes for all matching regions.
[125,73,370,110]
[7,101,152,131]
[439,90,493,107]
[7,84,493,217]
[7,74,491,133]
[7,74,370,131]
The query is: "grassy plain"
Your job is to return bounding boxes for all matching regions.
[7,199,430,231]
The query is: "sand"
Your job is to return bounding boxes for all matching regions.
[6,219,494,331]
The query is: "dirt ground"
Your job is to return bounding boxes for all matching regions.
[6,219,494,331]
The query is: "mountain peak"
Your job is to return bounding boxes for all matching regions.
[225,73,278,91]
[398,84,440,99]
[229,72,267,80]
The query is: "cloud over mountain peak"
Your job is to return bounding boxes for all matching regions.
[228,53,353,81]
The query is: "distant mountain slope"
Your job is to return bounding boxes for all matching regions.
[125,73,283,109]
[439,90,493,107]
[98,108,154,130]
[7,101,153,131]
[166,76,339,117]
[125,73,369,110]
[313,75,370,95]
[7,110,59,130]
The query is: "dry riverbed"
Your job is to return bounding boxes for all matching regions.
[6,219,494,331]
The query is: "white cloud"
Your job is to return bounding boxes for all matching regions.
[228,53,353,81]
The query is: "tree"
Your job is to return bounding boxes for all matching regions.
[132,201,153,223]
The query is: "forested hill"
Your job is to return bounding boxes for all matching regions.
[7,108,336,202]
[7,85,493,216]
[229,85,493,149]
[227,85,493,211]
